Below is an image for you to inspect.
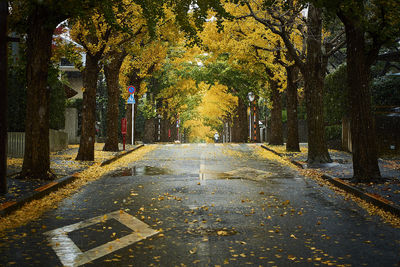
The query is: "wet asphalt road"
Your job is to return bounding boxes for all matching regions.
[0,143,399,266]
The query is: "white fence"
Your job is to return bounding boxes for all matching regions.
[7,130,68,158]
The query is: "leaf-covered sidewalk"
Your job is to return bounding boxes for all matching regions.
[262,143,400,209]
[1,143,136,207]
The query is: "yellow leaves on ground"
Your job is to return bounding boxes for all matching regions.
[258,145,400,228]
[0,145,156,232]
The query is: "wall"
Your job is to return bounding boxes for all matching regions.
[64,108,79,144]
[267,120,308,143]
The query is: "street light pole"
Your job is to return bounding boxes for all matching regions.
[253,100,257,142]
[247,92,255,143]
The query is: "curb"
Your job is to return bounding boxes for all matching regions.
[260,144,400,217]
[321,174,400,217]
[260,144,305,169]
[100,144,144,167]
[0,145,145,217]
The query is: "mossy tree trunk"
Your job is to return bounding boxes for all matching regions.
[22,5,62,179]
[268,80,283,145]
[0,1,8,192]
[286,65,300,152]
[338,11,381,181]
[76,54,101,161]
[103,52,126,152]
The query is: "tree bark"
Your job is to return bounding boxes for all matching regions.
[232,96,248,142]
[103,53,126,152]
[76,54,100,161]
[269,80,283,145]
[339,13,381,181]
[21,6,58,179]
[143,118,156,143]
[286,65,300,152]
[303,5,332,164]
[0,1,8,192]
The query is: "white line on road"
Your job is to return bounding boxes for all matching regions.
[44,210,158,266]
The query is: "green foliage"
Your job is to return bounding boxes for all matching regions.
[371,75,400,106]
[138,97,157,120]
[325,124,342,141]
[7,60,26,132]
[48,66,66,130]
[7,50,66,131]
[282,109,287,123]
[324,64,348,124]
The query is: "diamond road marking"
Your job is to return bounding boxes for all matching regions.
[44,210,158,267]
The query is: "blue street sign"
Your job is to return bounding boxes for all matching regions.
[128,85,135,94]
[127,95,135,104]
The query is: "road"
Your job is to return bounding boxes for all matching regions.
[0,144,399,266]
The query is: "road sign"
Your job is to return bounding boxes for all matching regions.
[127,95,135,104]
[128,85,135,94]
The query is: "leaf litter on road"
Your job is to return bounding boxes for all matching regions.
[0,145,156,232]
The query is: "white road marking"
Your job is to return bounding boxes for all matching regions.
[44,210,158,267]
[199,152,206,183]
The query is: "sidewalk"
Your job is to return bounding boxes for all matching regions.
[261,143,400,216]
[1,143,143,216]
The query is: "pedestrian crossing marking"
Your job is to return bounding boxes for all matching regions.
[44,210,158,266]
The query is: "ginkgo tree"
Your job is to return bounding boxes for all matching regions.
[232,0,346,163]
[313,0,400,180]
[70,0,154,159]
[199,2,302,149]
[5,0,165,180]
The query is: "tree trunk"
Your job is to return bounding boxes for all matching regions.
[232,97,248,142]
[76,54,100,161]
[103,53,125,152]
[0,1,8,192]
[303,4,331,164]
[269,80,283,145]
[21,6,57,179]
[143,118,156,143]
[286,65,300,152]
[340,15,381,181]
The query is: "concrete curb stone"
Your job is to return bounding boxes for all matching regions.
[260,144,400,217]
[0,144,145,217]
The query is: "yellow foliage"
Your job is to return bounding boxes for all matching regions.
[200,1,304,99]
[183,82,238,142]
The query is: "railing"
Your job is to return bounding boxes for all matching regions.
[7,132,25,158]
[7,130,69,158]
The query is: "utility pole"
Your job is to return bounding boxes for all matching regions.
[0,0,8,194]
